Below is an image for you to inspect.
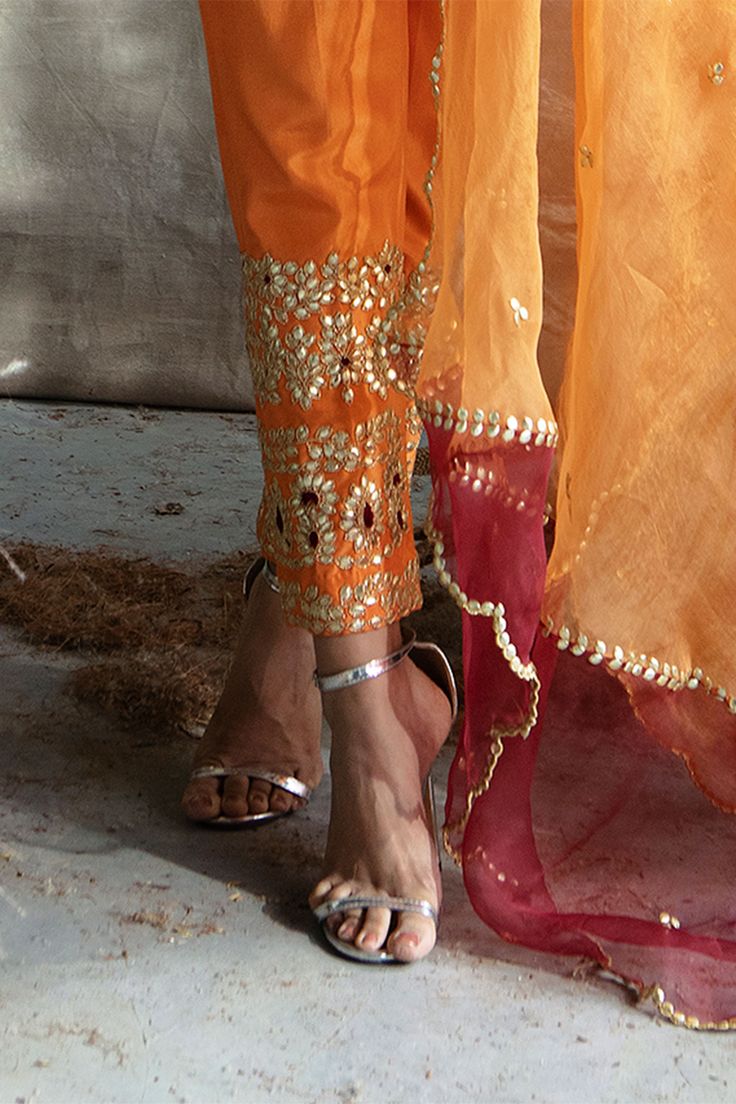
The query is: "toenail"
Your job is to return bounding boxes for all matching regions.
[394,933,419,948]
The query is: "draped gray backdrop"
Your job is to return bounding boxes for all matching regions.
[0,0,254,410]
[0,0,574,413]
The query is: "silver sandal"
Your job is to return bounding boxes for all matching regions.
[187,558,313,827]
[312,629,457,963]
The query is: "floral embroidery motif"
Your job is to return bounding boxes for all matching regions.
[246,306,283,406]
[509,297,529,327]
[290,472,338,566]
[279,560,421,635]
[281,325,325,409]
[242,243,422,410]
[258,480,292,561]
[258,409,417,477]
[323,242,403,311]
[320,313,370,403]
[708,62,726,86]
[340,476,385,557]
[279,580,346,636]
[366,242,403,296]
[288,260,334,317]
[257,406,422,578]
[384,459,410,543]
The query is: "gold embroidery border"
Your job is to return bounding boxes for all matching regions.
[418,397,559,448]
[640,984,736,1031]
[424,519,542,861]
[542,615,736,715]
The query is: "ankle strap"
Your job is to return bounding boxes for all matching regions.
[243,557,280,598]
[315,629,416,693]
[262,560,280,593]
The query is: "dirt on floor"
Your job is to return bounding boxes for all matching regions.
[0,536,462,741]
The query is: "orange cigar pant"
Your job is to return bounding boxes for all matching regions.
[199,0,441,634]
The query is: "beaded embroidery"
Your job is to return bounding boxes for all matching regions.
[242,243,431,411]
[278,559,421,635]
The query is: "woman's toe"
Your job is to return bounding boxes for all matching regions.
[269,786,294,813]
[333,907,362,941]
[221,774,251,818]
[181,776,221,821]
[309,878,334,909]
[246,778,272,814]
[355,905,391,952]
[387,911,436,963]
[310,878,353,915]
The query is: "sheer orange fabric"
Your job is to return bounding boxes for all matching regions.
[200,0,736,1025]
[423,0,736,1027]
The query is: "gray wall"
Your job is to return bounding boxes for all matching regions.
[0,0,254,411]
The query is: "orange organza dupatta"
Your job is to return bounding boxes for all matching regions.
[423,0,736,1027]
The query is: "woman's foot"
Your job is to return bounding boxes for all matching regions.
[181,568,323,821]
[308,626,453,962]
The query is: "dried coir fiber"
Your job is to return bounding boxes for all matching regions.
[0,542,257,738]
[0,541,461,740]
[0,541,254,652]
[67,651,230,738]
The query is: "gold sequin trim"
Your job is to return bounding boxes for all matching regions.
[417,398,559,447]
[447,455,544,514]
[591,969,736,1031]
[640,983,736,1031]
[278,558,421,636]
[423,521,542,862]
[542,617,736,715]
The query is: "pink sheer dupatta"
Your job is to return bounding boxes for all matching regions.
[420,0,736,1027]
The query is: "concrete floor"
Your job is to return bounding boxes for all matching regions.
[1,399,734,1104]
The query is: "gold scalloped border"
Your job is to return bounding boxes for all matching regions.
[542,616,736,714]
[425,520,542,862]
[418,397,559,448]
[426,521,736,1029]
[640,984,736,1031]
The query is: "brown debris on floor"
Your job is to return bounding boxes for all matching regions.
[0,541,252,651]
[67,651,229,739]
[0,539,462,741]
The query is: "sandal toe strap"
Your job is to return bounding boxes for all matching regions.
[313,895,437,926]
[189,765,311,800]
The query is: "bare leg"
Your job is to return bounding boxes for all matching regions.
[181,570,323,820]
[309,624,452,962]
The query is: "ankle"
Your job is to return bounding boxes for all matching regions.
[313,623,403,679]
